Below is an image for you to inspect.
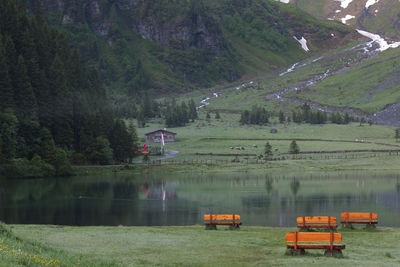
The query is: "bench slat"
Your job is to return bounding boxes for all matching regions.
[287,244,345,250]
[296,216,337,224]
[204,222,242,225]
[204,214,240,221]
[297,224,338,228]
[286,232,342,243]
[341,212,377,221]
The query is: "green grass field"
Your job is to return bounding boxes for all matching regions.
[2,223,399,266]
[285,48,400,114]
[136,112,399,160]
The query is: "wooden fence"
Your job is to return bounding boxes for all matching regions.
[146,151,400,165]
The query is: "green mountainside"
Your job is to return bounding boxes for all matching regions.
[33,0,355,95]
[294,0,400,40]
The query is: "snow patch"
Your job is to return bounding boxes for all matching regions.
[357,29,400,51]
[275,0,290,3]
[335,10,341,13]
[365,0,380,9]
[293,36,310,52]
[341,14,355,24]
[335,0,353,8]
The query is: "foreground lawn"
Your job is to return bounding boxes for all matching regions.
[6,224,400,266]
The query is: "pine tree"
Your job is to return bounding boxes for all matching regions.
[14,55,38,120]
[215,111,220,119]
[128,120,139,160]
[48,56,74,148]
[188,98,198,122]
[180,101,189,123]
[344,111,350,124]
[109,119,134,163]
[278,111,285,123]
[264,141,272,159]
[289,140,300,154]
[0,35,14,110]
[395,129,400,142]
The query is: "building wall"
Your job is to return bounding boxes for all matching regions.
[146,131,176,142]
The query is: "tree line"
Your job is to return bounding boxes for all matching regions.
[239,104,358,126]
[0,0,139,178]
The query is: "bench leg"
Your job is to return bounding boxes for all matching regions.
[324,249,342,256]
[342,223,353,229]
[205,224,217,230]
[229,224,240,230]
[289,248,305,255]
[366,224,376,229]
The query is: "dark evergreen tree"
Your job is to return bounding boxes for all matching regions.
[264,141,272,159]
[0,35,14,110]
[278,111,285,123]
[13,55,38,120]
[215,111,220,119]
[188,98,198,122]
[109,119,134,163]
[289,140,300,154]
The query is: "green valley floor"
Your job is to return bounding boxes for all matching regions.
[1,223,400,266]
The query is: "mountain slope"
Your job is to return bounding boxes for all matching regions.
[34,0,356,94]
[292,0,400,40]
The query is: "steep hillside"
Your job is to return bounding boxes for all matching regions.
[292,0,400,40]
[32,0,356,95]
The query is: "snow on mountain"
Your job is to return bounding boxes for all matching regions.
[335,0,353,9]
[293,36,310,52]
[341,15,355,24]
[365,0,380,9]
[357,29,400,51]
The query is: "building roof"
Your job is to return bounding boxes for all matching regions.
[145,129,177,136]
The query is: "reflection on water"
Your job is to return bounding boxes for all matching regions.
[0,171,399,226]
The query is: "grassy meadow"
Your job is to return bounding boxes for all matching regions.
[1,223,399,266]
[134,111,400,171]
[286,48,400,114]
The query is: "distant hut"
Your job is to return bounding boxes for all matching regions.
[145,129,177,143]
[270,128,278,134]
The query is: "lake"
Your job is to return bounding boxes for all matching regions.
[0,170,399,226]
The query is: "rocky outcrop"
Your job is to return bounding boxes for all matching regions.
[133,14,223,53]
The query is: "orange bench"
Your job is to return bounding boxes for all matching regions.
[286,232,345,256]
[341,212,378,228]
[204,214,241,230]
[297,216,337,230]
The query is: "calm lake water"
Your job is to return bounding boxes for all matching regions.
[0,171,399,227]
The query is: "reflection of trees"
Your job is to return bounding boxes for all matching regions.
[0,178,140,225]
[242,195,271,209]
[290,179,300,197]
[265,176,273,194]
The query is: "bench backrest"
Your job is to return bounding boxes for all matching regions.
[297,216,337,225]
[204,214,240,221]
[341,212,377,222]
[286,232,342,243]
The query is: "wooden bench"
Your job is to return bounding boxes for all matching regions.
[204,214,241,230]
[297,216,337,230]
[341,212,378,228]
[286,232,345,256]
